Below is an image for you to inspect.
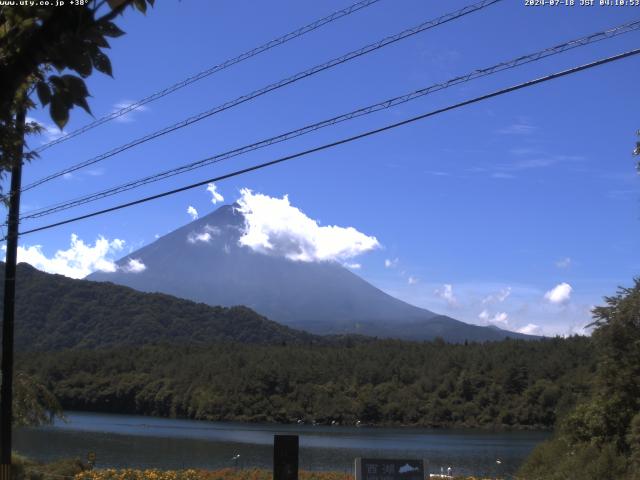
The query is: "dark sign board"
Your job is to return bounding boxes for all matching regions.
[274,434,299,480]
[355,458,426,480]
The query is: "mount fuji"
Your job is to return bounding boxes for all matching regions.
[87,204,533,342]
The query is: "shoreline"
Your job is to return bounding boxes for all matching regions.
[56,408,555,433]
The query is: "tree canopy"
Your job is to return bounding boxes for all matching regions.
[21,336,594,430]
[0,0,154,179]
[518,279,640,479]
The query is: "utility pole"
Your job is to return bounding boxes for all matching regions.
[0,104,26,480]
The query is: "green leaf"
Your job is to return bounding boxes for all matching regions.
[93,34,110,49]
[36,81,51,106]
[133,0,147,13]
[98,21,125,38]
[50,58,66,72]
[48,75,65,92]
[61,75,89,97]
[86,26,111,48]
[107,0,129,8]
[50,95,69,129]
[66,48,93,78]
[73,95,92,115]
[90,47,113,77]
[61,75,92,114]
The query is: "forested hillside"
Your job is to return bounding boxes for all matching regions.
[1,262,321,350]
[518,279,640,479]
[20,336,594,429]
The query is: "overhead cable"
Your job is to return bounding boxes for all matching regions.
[14,47,640,239]
[22,0,503,192]
[20,19,640,221]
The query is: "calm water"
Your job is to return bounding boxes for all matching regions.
[15,411,549,478]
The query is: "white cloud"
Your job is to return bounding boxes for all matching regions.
[492,312,509,325]
[344,263,361,270]
[496,121,536,135]
[11,234,125,279]
[384,258,399,268]
[187,225,220,244]
[235,189,380,263]
[408,276,419,285]
[189,232,211,243]
[544,282,573,304]
[564,322,593,337]
[207,183,224,204]
[482,287,512,304]
[518,323,542,335]
[187,206,199,221]
[556,257,572,268]
[27,116,66,144]
[496,154,584,173]
[435,283,457,306]
[122,258,146,273]
[85,168,105,177]
[491,172,515,179]
[479,309,509,326]
[112,100,149,123]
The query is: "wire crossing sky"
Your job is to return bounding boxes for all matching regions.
[9,0,640,337]
[15,47,640,239]
[32,0,384,154]
[18,19,640,221]
[22,0,503,192]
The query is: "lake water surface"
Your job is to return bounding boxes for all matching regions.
[15,411,549,478]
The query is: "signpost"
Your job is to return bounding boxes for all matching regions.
[355,458,428,480]
[273,435,298,480]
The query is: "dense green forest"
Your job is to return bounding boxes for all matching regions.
[1,263,322,349]
[20,336,593,429]
[518,279,640,479]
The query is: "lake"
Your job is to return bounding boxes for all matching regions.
[15,411,549,478]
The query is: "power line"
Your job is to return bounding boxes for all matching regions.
[32,0,384,154]
[19,19,640,221]
[14,47,640,240]
[21,0,503,193]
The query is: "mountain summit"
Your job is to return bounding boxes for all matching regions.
[88,204,532,342]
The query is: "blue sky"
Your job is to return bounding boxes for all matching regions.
[5,0,640,336]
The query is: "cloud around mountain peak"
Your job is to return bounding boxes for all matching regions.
[234,188,380,263]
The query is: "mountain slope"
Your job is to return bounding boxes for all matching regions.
[1,262,320,351]
[88,204,534,342]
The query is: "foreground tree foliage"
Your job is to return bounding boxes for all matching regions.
[12,372,62,427]
[20,336,593,429]
[518,279,640,479]
[0,0,154,185]
[0,371,62,427]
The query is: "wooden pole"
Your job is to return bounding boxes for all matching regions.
[0,104,26,478]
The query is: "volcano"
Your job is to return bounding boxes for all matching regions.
[87,204,533,342]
